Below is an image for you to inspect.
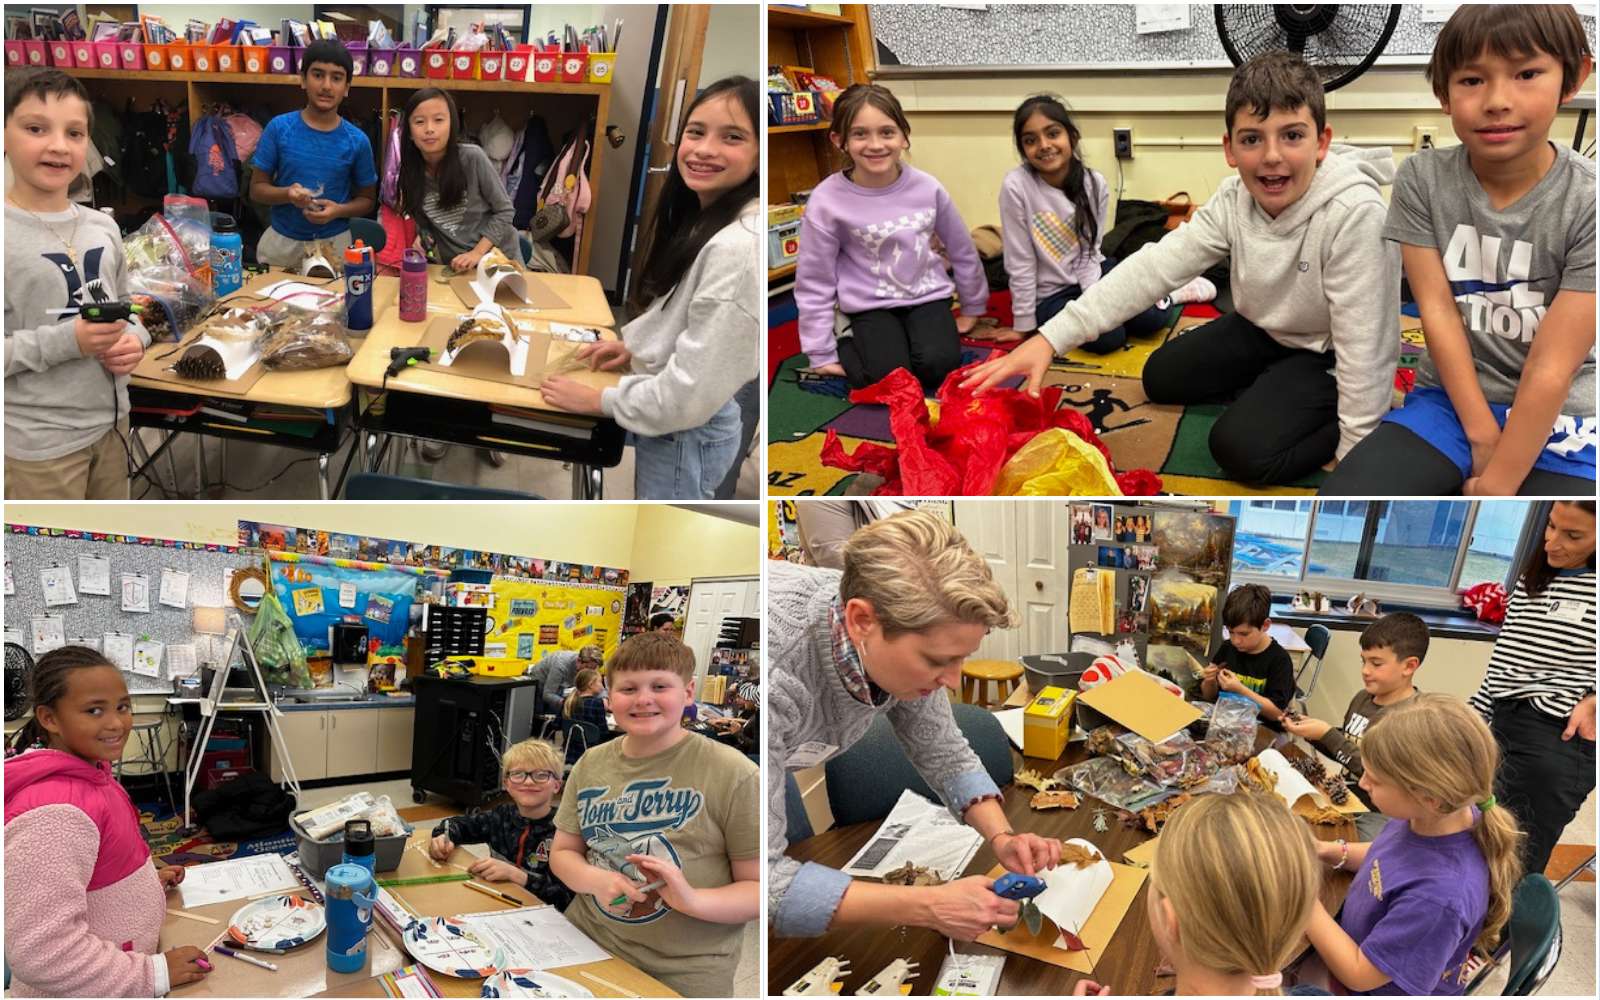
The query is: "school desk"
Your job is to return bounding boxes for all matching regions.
[161,830,679,999]
[768,729,1355,997]
[128,272,394,500]
[344,270,624,499]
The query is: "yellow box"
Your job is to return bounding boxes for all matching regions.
[1023,685,1076,761]
[768,202,804,227]
[586,53,615,84]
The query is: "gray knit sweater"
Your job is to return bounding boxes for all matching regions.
[768,561,997,937]
[4,204,148,462]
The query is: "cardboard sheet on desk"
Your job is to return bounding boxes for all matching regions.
[451,272,570,312]
[132,334,270,394]
[975,858,1147,973]
[1077,669,1201,742]
[418,317,619,394]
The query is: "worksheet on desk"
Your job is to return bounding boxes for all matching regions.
[177,854,301,908]
[456,906,611,970]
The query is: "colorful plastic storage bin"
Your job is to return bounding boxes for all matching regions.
[347,40,367,76]
[267,44,296,74]
[449,49,478,80]
[423,48,450,79]
[166,41,191,71]
[214,44,241,73]
[368,48,394,76]
[47,40,72,66]
[478,50,505,81]
[587,53,615,84]
[559,50,588,83]
[506,47,531,81]
[393,45,420,78]
[532,49,558,83]
[5,41,25,67]
[242,45,268,74]
[71,41,93,66]
[23,40,47,66]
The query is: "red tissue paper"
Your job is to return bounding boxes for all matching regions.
[1462,582,1508,625]
[820,364,1161,496]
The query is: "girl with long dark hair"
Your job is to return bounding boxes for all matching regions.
[541,76,760,500]
[396,87,520,271]
[991,94,1170,352]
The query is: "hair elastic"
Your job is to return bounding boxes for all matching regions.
[1480,794,1496,810]
[1250,972,1283,989]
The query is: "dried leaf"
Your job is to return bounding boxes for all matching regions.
[1023,899,1044,936]
[881,862,946,886]
[1292,798,1348,826]
[1030,791,1081,811]
[1015,768,1062,792]
[1059,842,1105,869]
[1092,807,1110,833]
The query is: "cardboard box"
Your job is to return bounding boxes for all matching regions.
[1076,669,1200,742]
[1023,686,1076,761]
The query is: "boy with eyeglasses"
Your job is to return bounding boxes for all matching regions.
[429,737,574,911]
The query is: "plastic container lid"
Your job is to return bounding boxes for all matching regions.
[325,862,373,897]
[345,239,368,263]
[213,215,238,234]
[342,818,375,857]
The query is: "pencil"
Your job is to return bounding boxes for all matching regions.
[166,908,220,924]
[463,880,522,906]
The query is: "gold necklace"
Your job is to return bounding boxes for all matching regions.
[7,196,81,266]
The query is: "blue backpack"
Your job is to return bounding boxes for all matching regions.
[189,114,239,200]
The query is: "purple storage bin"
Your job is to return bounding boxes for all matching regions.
[369,48,394,76]
[393,45,420,78]
[347,40,367,76]
[266,44,297,75]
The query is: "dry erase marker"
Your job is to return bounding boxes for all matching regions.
[610,878,665,906]
[214,946,277,971]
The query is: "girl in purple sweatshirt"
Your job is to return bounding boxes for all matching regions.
[5,647,210,997]
[795,83,988,395]
[996,95,1172,353]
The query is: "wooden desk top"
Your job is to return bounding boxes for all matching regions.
[163,831,677,999]
[344,269,620,413]
[768,730,1354,997]
[131,270,386,409]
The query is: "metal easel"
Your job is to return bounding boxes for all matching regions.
[180,624,302,833]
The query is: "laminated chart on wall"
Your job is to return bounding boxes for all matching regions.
[267,554,425,652]
[1069,568,1117,636]
[472,577,625,675]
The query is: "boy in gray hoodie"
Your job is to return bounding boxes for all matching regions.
[4,68,148,499]
[965,51,1399,486]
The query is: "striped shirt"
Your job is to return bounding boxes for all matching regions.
[1470,569,1597,723]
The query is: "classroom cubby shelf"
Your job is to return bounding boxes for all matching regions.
[58,66,611,274]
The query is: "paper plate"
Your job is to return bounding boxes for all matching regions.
[403,917,507,978]
[481,969,596,998]
[227,894,326,949]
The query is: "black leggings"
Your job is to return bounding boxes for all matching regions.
[1491,698,1596,878]
[1320,423,1596,495]
[838,298,962,395]
[1142,312,1339,485]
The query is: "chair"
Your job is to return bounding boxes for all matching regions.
[1292,624,1330,715]
[348,216,387,253]
[344,472,544,500]
[1465,873,1563,996]
[560,718,606,768]
[784,772,815,842]
[113,716,177,815]
[519,233,534,267]
[824,702,1015,828]
[961,659,1023,709]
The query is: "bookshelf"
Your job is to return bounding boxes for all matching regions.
[767,3,875,284]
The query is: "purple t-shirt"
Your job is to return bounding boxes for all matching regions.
[1340,810,1489,995]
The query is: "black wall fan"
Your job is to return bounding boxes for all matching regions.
[1215,5,1403,93]
[5,642,34,722]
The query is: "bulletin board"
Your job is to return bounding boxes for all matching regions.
[2,525,251,694]
[266,553,432,653]
[869,4,1598,69]
[470,576,626,676]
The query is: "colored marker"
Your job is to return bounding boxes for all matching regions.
[195,959,213,971]
[610,878,666,907]
[214,946,277,971]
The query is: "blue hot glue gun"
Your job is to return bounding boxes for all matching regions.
[992,872,1047,900]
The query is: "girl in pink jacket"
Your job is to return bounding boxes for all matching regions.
[5,647,210,997]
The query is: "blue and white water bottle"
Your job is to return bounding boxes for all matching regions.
[211,216,243,297]
[324,862,375,974]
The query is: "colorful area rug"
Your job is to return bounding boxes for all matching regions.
[767,290,1422,497]
[139,801,297,868]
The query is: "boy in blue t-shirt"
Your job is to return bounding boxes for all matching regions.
[249,39,377,267]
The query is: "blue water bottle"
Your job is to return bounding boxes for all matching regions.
[344,239,374,332]
[324,862,375,974]
[211,216,243,297]
[340,819,376,877]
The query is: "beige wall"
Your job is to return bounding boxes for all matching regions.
[630,505,761,585]
[886,65,1593,230]
[1297,624,1493,725]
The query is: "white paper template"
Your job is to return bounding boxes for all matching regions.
[77,554,111,596]
[67,635,102,652]
[1034,838,1115,950]
[338,582,357,608]
[40,565,77,607]
[1135,3,1190,34]
[159,569,190,609]
[132,640,164,678]
[166,644,198,678]
[30,616,64,655]
[843,789,985,881]
[103,633,135,672]
[454,906,611,970]
[177,854,300,908]
[121,573,150,613]
[1255,748,1329,809]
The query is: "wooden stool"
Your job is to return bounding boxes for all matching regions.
[961,659,1023,709]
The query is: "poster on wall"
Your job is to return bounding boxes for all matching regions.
[648,585,690,627]
[472,577,625,674]
[268,555,421,651]
[623,581,653,636]
[1148,510,1235,685]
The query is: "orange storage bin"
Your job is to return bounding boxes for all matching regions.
[165,41,191,71]
[144,43,169,70]
[214,45,241,73]
[242,45,268,74]
[191,43,217,72]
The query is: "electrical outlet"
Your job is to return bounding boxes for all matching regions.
[1113,127,1134,159]
[1412,126,1438,151]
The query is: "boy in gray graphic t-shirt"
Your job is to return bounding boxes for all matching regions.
[1323,5,1594,496]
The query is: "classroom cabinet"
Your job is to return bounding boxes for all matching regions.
[56,68,611,275]
[269,706,413,782]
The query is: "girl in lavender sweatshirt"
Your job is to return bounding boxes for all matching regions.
[795,83,988,395]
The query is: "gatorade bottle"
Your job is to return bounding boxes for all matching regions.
[211,216,243,297]
[324,863,375,974]
[344,239,374,332]
[399,248,428,322]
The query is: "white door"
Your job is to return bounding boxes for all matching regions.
[1016,501,1071,656]
[953,501,1020,662]
[683,576,759,685]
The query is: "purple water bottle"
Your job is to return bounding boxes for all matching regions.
[400,248,428,322]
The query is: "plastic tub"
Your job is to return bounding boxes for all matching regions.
[144,43,169,71]
[291,815,412,879]
[47,40,72,67]
[505,47,531,81]
[190,43,216,72]
[214,44,241,73]
[368,48,394,77]
[532,49,558,83]
[71,41,94,67]
[478,51,505,81]
[423,48,450,79]
[165,41,190,72]
[267,45,296,75]
[586,53,615,84]
[393,46,420,78]
[347,40,367,76]
[558,50,588,83]
[242,45,268,74]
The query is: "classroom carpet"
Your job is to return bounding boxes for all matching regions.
[766,290,1425,497]
[139,800,297,868]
